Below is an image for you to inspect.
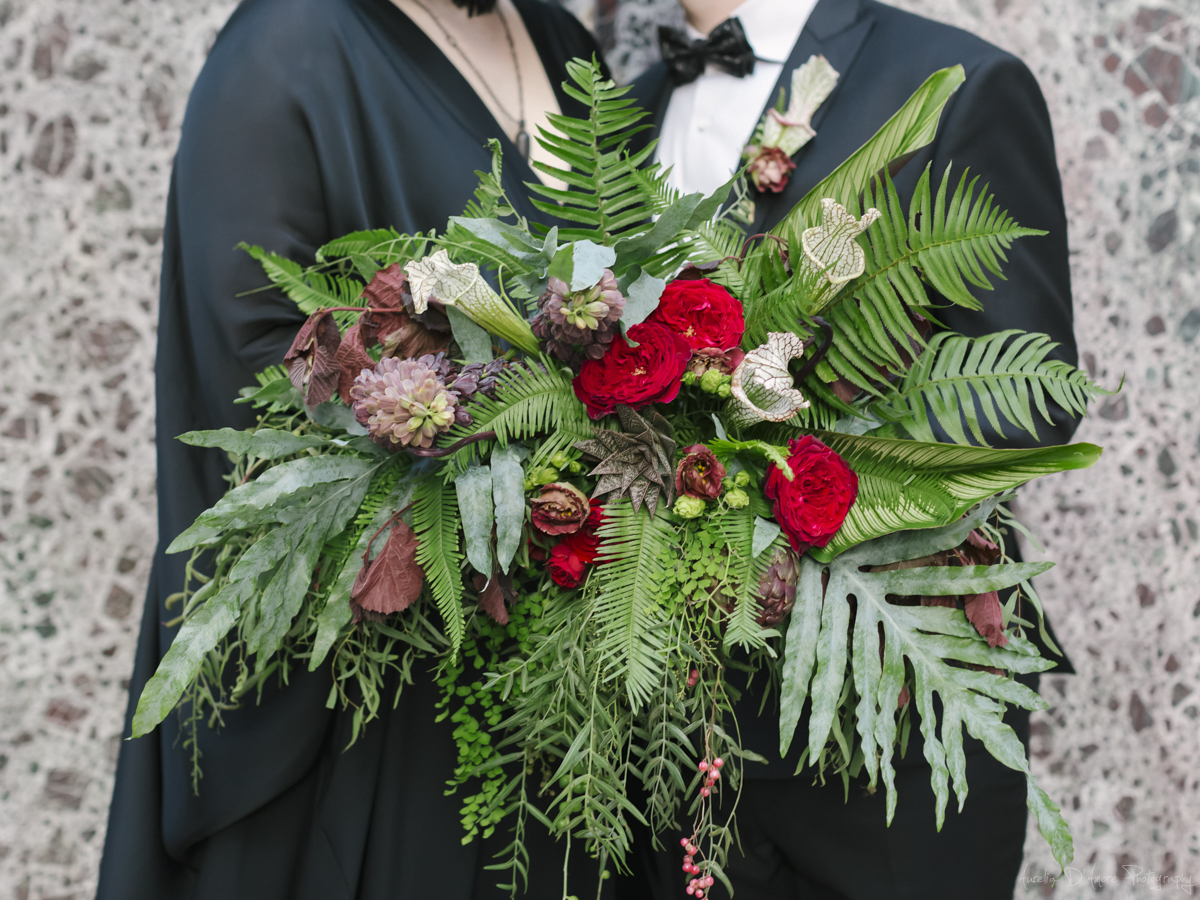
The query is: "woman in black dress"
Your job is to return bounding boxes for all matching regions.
[96,1,612,897]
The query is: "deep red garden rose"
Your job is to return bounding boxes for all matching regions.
[548,543,588,588]
[675,445,726,500]
[746,146,797,193]
[646,278,744,352]
[572,322,690,419]
[531,482,590,535]
[763,436,858,552]
[546,501,605,588]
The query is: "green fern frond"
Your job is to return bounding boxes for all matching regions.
[443,357,591,476]
[527,59,659,243]
[239,243,366,318]
[849,164,1045,316]
[869,330,1112,445]
[590,500,676,708]
[714,504,778,650]
[411,477,465,656]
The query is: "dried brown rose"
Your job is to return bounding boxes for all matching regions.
[530,482,590,536]
[745,145,797,193]
[686,347,746,378]
[675,445,725,500]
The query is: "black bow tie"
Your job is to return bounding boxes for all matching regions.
[658,18,757,86]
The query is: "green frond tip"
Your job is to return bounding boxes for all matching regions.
[411,476,465,656]
[775,64,965,234]
[869,330,1115,446]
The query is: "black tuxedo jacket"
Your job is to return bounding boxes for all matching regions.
[631,0,1077,775]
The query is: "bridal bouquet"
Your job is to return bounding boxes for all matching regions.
[133,59,1105,892]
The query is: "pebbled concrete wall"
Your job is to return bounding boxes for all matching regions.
[0,1,1196,898]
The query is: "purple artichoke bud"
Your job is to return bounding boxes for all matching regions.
[349,356,458,450]
[755,548,799,627]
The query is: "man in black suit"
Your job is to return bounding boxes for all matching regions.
[626,1,1078,897]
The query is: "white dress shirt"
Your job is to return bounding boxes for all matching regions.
[656,0,818,197]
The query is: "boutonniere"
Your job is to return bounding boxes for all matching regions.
[742,54,839,193]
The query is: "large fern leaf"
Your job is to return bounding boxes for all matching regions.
[779,503,1073,869]
[806,431,1102,561]
[528,59,658,243]
[411,477,465,655]
[869,330,1111,445]
[590,500,675,709]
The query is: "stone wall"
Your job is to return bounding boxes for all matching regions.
[0,0,1196,897]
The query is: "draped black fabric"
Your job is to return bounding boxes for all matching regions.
[97,1,617,897]
[627,2,1079,897]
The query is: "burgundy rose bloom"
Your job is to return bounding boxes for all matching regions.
[686,347,746,378]
[548,543,588,588]
[531,482,590,535]
[572,322,690,419]
[547,501,605,588]
[746,146,797,194]
[763,436,858,552]
[675,445,726,500]
[647,278,744,352]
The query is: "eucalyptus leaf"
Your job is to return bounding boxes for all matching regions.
[611,191,704,273]
[751,516,782,558]
[550,240,618,291]
[455,465,494,577]
[491,444,526,575]
[447,305,494,363]
[619,268,667,330]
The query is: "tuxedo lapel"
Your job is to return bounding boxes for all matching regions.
[750,0,876,232]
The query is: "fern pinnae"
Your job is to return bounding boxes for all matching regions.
[870,331,1110,446]
[411,477,465,656]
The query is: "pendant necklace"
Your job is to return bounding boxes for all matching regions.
[408,0,530,158]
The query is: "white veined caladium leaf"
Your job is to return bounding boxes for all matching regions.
[728,331,812,427]
[760,54,840,156]
[801,199,882,288]
[404,249,538,353]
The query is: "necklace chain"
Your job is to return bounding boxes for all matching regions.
[406,0,530,158]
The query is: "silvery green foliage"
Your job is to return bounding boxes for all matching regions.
[780,501,1073,869]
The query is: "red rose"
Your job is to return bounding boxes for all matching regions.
[548,543,588,588]
[763,436,858,552]
[531,482,590,535]
[573,322,690,419]
[647,279,744,352]
[675,445,726,500]
[746,146,797,194]
[546,501,605,588]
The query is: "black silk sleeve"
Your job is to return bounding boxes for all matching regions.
[169,25,323,434]
[894,54,1080,449]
